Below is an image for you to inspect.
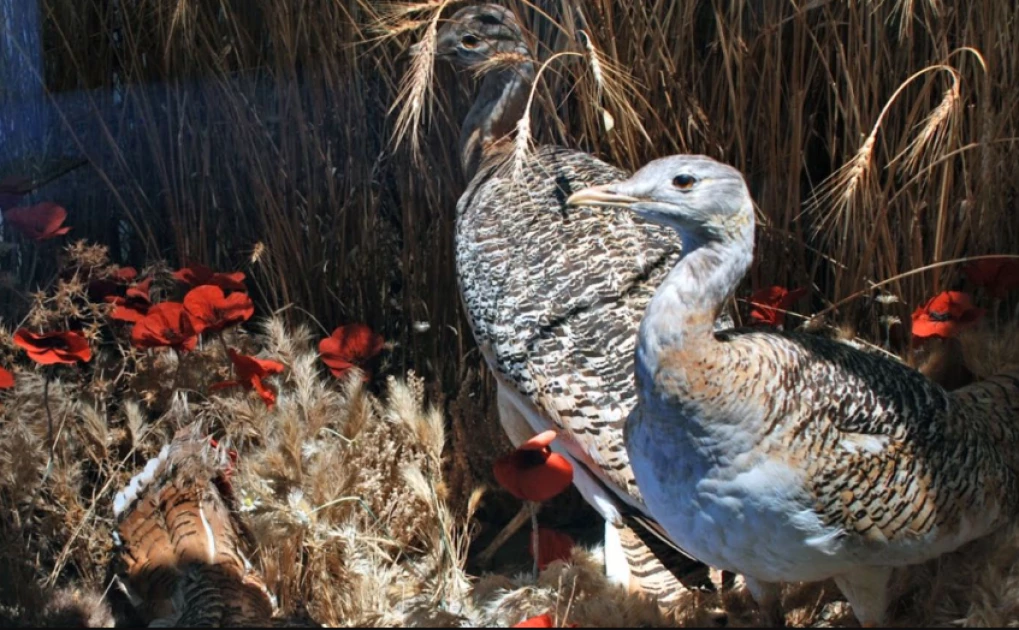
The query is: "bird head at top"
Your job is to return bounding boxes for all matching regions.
[433,4,529,69]
[566,155,755,248]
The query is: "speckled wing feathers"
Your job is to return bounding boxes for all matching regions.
[715,329,1019,560]
[456,145,681,503]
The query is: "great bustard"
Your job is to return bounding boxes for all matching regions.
[567,154,1019,626]
[113,426,276,626]
[433,4,724,602]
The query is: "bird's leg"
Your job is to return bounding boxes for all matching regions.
[832,566,892,628]
[530,501,540,581]
[603,520,632,588]
[744,576,784,627]
[710,568,738,591]
[474,388,544,569]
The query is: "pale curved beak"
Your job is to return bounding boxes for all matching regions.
[566,184,641,209]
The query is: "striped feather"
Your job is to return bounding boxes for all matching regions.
[114,427,274,626]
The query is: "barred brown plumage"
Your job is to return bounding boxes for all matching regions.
[434,3,725,606]
[113,426,275,627]
[567,154,1019,627]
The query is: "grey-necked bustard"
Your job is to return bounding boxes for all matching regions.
[567,154,1019,626]
[433,3,718,602]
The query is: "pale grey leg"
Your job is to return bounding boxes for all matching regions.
[832,565,892,628]
[603,519,632,588]
[744,575,783,626]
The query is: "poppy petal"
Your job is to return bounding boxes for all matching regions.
[125,277,153,303]
[2,202,71,240]
[251,377,278,408]
[131,302,199,351]
[963,258,1019,299]
[517,453,574,502]
[0,367,14,389]
[528,528,576,570]
[173,263,247,292]
[513,614,555,628]
[493,437,574,503]
[748,285,807,327]
[520,430,558,451]
[13,329,92,365]
[222,349,284,408]
[111,304,149,323]
[911,291,984,340]
[184,285,254,334]
[226,348,285,380]
[319,324,384,381]
[113,266,138,283]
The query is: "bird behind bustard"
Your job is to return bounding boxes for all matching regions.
[430,3,723,605]
[567,154,1019,626]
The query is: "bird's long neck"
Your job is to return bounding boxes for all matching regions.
[460,61,535,179]
[636,218,754,389]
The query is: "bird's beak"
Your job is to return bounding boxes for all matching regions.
[566,184,641,209]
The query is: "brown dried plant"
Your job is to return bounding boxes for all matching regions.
[387,0,458,162]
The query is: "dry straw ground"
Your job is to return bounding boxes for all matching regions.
[2,0,1019,626]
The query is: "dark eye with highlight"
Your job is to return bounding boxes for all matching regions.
[672,174,697,190]
[461,34,481,49]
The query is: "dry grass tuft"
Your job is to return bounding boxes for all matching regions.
[37,587,115,628]
[574,29,650,142]
[386,0,456,162]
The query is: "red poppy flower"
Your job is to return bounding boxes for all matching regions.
[911,291,984,340]
[210,349,285,408]
[528,528,576,570]
[493,430,574,503]
[125,277,153,302]
[319,324,385,381]
[513,615,554,628]
[512,614,576,628]
[747,286,807,328]
[13,329,92,365]
[113,266,139,283]
[2,202,71,240]
[0,366,14,389]
[183,285,255,334]
[963,257,1019,299]
[131,302,200,352]
[108,277,154,323]
[172,263,247,292]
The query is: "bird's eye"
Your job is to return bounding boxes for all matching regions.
[672,174,697,190]
[461,34,481,49]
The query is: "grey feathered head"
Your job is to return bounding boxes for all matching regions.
[566,155,755,247]
[434,4,530,69]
